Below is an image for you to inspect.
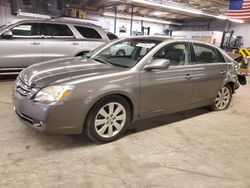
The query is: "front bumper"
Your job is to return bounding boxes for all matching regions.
[12,93,86,134]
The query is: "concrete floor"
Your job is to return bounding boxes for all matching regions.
[0,77,250,188]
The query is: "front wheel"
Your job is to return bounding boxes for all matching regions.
[84,96,131,143]
[210,85,232,111]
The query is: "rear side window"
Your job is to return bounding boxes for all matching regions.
[11,23,41,38]
[44,24,74,38]
[107,33,118,40]
[75,26,102,39]
[193,43,225,64]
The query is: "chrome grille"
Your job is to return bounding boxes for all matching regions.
[15,77,31,98]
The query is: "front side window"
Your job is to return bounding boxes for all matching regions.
[193,43,225,64]
[91,39,161,68]
[75,26,102,39]
[11,23,41,38]
[154,43,191,66]
[45,24,74,38]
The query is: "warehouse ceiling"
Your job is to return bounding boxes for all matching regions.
[66,0,229,21]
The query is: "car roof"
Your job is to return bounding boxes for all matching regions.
[15,19,100,28]
[126,36,219,46]
[126,35,172,42]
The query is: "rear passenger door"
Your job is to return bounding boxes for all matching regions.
[191,43,227,104]
[74,26,106,51]
[42,23,82,61]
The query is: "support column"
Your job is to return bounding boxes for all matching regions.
[130,4,134,36]
[114,7,117,34]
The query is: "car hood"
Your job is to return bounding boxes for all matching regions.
[19,57,124,88]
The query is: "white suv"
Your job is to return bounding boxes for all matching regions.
[0,19,110,75]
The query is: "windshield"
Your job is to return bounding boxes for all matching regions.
[90,38,161,68]
[0,22,17,30]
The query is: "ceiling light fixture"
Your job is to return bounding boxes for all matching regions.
[152,11,164,16]
[103,12,182,25]
[229,19,244,23]
[129,0,244,23]
[17,12,51,19]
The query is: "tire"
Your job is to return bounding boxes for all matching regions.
[84,95,131,143]
[210,84,233,111]
[116,50,126,56]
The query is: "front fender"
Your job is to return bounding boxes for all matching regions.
[65,72,140,130]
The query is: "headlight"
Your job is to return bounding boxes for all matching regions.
[34,85,74,102]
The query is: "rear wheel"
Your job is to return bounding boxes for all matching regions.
[210,85,232,111]
[84,96,131,143]
[116,50,126,56]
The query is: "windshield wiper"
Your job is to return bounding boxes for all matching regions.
[92,57,129,68]
[92,57,110,65]
[108,63,129,68]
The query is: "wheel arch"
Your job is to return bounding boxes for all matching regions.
[225,81,236,93]
[83,92,135,132]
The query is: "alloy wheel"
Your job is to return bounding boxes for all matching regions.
[214,86,231,110]
[94,102,126,138]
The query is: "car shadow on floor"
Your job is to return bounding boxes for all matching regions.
[126,107,211,135]
[28,107,210,150]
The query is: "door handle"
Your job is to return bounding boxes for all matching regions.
[31,42,41,45]
[220,70,226,74]
[72,42,80,45]
[185,74,192,80]
[40,35,47,39]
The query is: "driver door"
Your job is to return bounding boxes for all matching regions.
[0,22,43,68]
[139,42,194,115]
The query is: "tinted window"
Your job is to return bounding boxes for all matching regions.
[11,23,41,37]
[193,43,225,64]
[45,24,74,38]
[75,26,102,39]
[154,43,191,66]
[107,33,118,40]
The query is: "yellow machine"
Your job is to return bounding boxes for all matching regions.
[238,48,250,74]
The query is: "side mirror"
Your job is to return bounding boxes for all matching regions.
[144,59,170,71]
[2,30,13,39]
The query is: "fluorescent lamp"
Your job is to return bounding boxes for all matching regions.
[215,15,227,20]
[129,0,203,15]
[129,0,244,23]
[229,19,244,23]
[152,11,164,16]
[103,12,182,25]
[17,12,51,19]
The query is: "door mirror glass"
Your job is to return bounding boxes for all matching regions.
[144,59,170,70]
[2,30,13,39]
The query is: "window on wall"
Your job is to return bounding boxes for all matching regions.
[11,23,41,38]
[75,26,102,39]
[44,24,74,38]
[154,43,191,66]
[193,43,225,64]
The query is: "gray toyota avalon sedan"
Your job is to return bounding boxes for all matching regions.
[13,36,241,143]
